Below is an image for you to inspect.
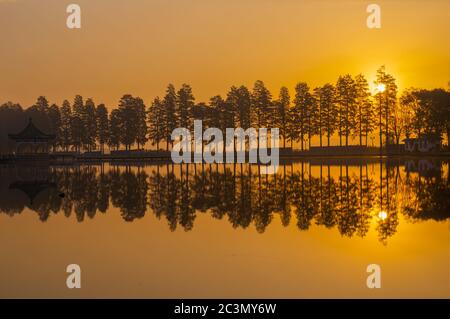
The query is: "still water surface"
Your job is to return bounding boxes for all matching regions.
[0,158,448,298]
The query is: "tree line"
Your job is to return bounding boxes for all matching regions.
[1,66,449,154]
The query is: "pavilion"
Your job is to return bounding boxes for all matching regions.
[8,118,56,155]
[9,181,57,206]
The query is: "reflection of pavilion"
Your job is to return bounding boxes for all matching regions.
[9,181,56,205]
[404,159,441,177]
[8,118,55,155]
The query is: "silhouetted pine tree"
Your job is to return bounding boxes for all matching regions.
[227,85,252,129]
[292,82,313,150]
[274,87,290,148]
[71,95,84,152]
[354,74,373,146]
[60,100,72,151]
[83,98,97,151]
[176,83,195,130]
[251,80,272,148]
[135,97,148,150]
[314,84,336,147]
[108,109,121,151]
[375,66,398,147]
[47,103,61,151]
[336,75,357,147]
[163,84,177,151]
[117,94,139,150]
[147,97,165,150]
[96,103,109,153]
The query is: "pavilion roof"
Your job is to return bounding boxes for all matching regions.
[8,118,56,141]
[9,181,57,205]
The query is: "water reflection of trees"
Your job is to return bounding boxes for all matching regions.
[0,160,448,243]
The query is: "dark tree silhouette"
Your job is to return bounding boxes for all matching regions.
[292,82,314,150]
[60,100,72,151]
[108,109,121,151]
[96,104,109,153]
[274,87,290,148]
[335,75,357,147]
[163,84,178,151]
[147,97,165,150]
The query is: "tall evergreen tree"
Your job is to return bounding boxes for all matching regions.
[192,102,211,127]
[209,95,225,129]
[135,97,148,150]
[227,85,251,129]
[209,95,233,153]
[251,80,272,128]
[275,87,290,148]
[84,98,97,151]
[27,96,51,133]
[354,74,373,146]
[60,100,72,151]
[218,95,235,130]
[306,91,319,149]
[108,109,121,151]
[96,103,109,153]
[314,84,336,147]
[322,84,337,147]
[375,66,398,147]
[251,80,272,148]
[399,89,420,139]
[34,96,49,113]
[47,103,61,151]
[335,75,357,146]
[147,97,165,150]
[176,83,195,130]
[117,94,138,150]
[292,82,313,150]
[163,84,178,151]
[71,95,84,152]
[70,116,83,153]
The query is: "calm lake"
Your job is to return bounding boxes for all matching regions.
[0,158,448,298]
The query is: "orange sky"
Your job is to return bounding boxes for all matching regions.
[1,0,449,108]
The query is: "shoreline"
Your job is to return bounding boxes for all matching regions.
[1,152,449,165]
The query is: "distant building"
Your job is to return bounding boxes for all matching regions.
[403,135,441,153]
[8,118,56,155]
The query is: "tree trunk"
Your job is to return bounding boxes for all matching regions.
[345,103,349,147]
[359,110,362,146]
[319,101,322,147]
[385,102,389,146]
[300,132,304,151]
[308,132,311,150]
